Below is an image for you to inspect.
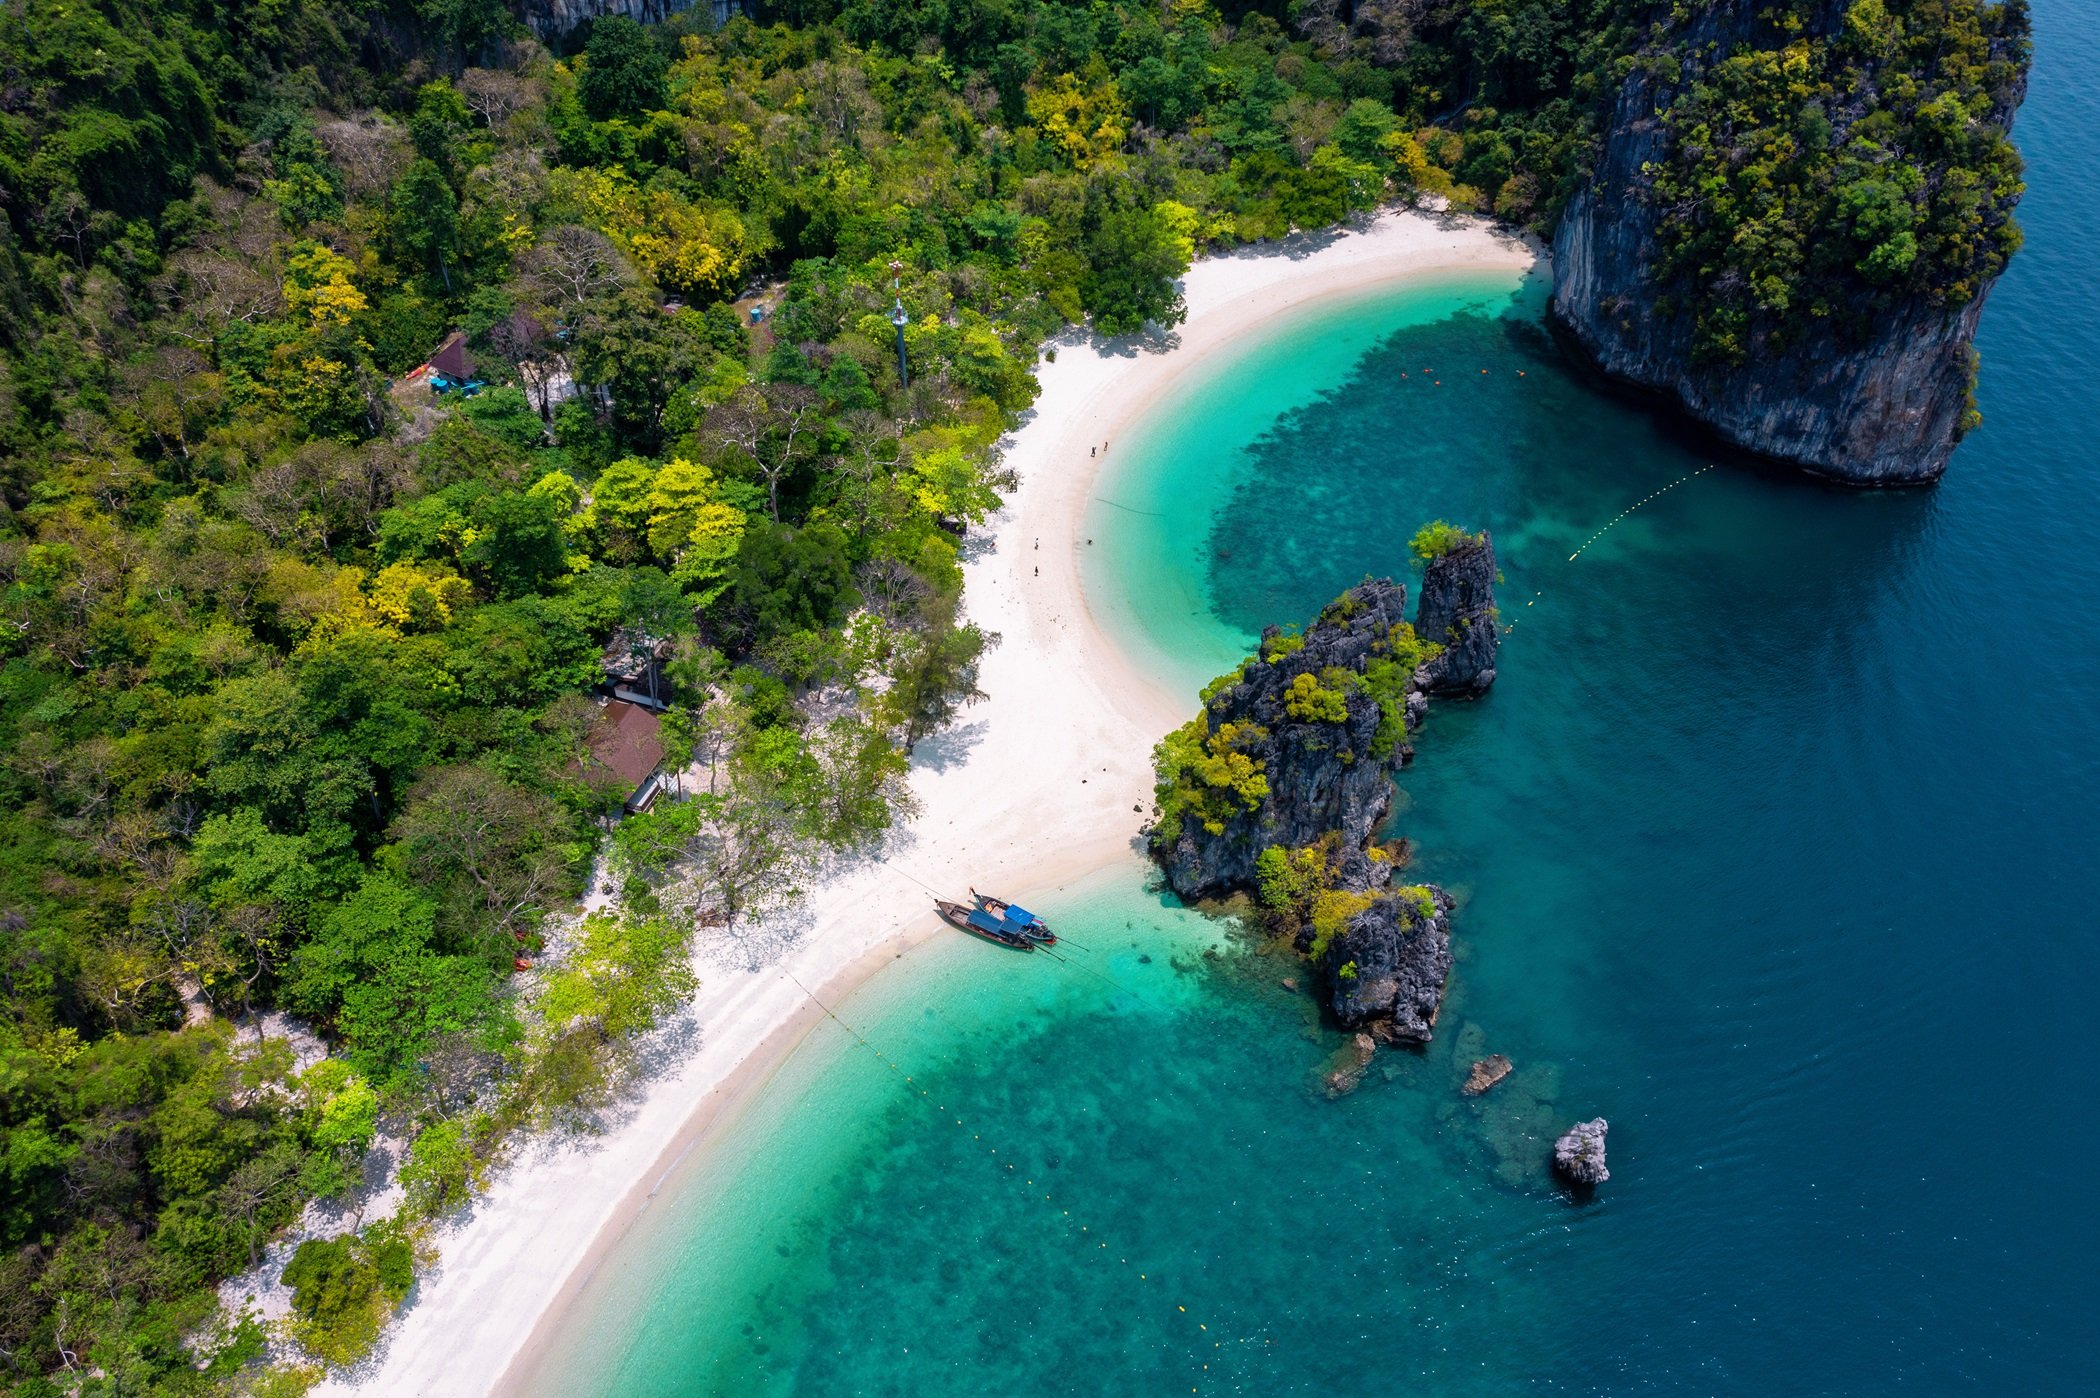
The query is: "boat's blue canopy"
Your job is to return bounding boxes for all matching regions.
[1004,904,1037,926]
[966,910,1009,935]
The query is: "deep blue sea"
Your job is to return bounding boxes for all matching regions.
[526,6,2100,1391]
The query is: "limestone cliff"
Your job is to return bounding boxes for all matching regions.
[1147,579,1458,1043]
[1150,579,1427,901]
[1415,531,1499,697]
[517,0,737,38]
[1551,0,2030,484]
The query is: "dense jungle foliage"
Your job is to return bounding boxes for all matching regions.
[1642,0,2030,362]
[0,0,2026,1391]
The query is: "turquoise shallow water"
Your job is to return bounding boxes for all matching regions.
[528,4,2100,1388]
[1077,269,1536,699]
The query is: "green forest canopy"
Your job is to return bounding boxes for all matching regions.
[0,0,2025,1391]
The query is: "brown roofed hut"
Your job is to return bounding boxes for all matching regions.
[430,331,473,381]
[582,699,667,817]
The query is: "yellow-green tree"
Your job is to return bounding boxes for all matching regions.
[1026,73,1128,170]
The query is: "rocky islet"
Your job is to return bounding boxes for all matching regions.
[1553,1118,1612,1188]
[1149,548,1615,1186]
[1149,548,1499,1046]
[1463,1054,1514,1096]
[1151,576,1428,901]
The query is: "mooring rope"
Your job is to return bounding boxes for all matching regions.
[1094,495,1172,520]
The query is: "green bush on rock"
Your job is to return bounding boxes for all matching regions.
[1153,716,1272,842]
[1409,520,1478,562]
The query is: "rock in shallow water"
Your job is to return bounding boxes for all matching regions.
[1148,578,1464,1042]
[1315,882,1454,1043]
[1152,579,1422,901]
[1462,1054,1513,1096]
[1553,1118,1611,1187]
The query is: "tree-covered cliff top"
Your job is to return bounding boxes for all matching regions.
[1642,0,2031,361]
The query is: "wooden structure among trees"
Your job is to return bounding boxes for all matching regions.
[583,699,668,816]
[600,627,673,710]
[398,331,476,397]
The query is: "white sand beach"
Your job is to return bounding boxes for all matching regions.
[324,207,1537,1397]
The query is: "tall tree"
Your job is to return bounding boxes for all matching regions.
[578,16,670,121]
[394,159,461,290]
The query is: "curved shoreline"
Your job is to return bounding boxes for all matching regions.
[327,207,1538,1398]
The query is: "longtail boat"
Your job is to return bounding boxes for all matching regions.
[934,899,1037,950]
[970,889,1056,947]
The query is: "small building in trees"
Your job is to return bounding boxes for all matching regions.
[600,627,673,710]
[399,331,483,397]
[431,331,472,379]
[582,698,667,816]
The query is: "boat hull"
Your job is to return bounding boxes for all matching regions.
[968,889,1057,946]
[934,900,1036,950]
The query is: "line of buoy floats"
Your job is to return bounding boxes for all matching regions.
[1504,463,1720,637]
[1567,463,1718,562]
[784,968,1246,1391]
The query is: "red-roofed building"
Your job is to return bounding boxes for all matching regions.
[583,699,667,815]
[430,331,473,380]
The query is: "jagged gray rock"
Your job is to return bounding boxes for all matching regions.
[1152,579,1424,901]
[1148,579,1456,1042]
[1416,531,1499,696]
[1550,0,2028,483]
[518,0,739,37]
[1553,1118,1610,1187]
[1314,883,1454,1044]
